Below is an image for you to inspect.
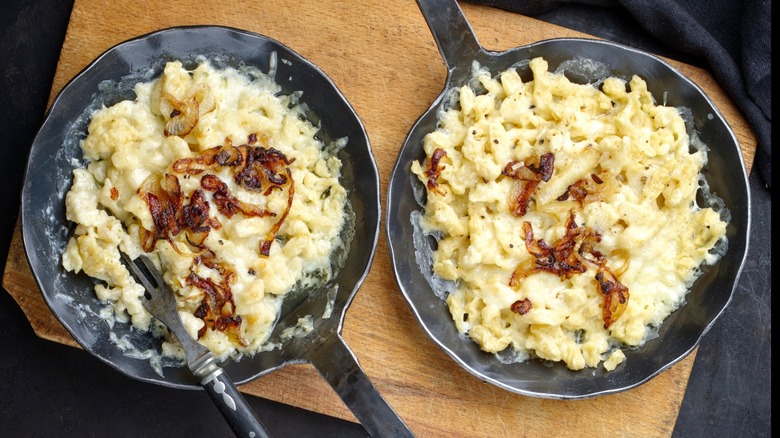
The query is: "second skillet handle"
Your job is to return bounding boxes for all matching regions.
[308,334,415,437]
[415,0,482,72]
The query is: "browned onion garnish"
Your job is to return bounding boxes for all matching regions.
[138,175,183,253]
[595,266,629,329]
[138,173,221,254]
[172,146,221,175]
[508,259,535,289]
[181,189,211,232]
[187,250,246,345]
[149,135,295,252]
[425,148,448,196]
[140,132,298,340]
[509,211,630,328]
[504,163,539,217]
[529,152,555,182]
[184,232,208,251]
[234,146,294,191]
[510,298,532,315]
[162,84,216,138]
[163,93,199,137]
[196,249,236,285]
[188,83,216,116]
[215,145,244,167]
[200,174,275,219]
[557,173,607,204]
[172,136,295,197]
[517,214,587,279]
[188,269,247,346]
[503,153,555,217]
[164,173,183,222]
[557,178,586,202]
[260,167,294,256]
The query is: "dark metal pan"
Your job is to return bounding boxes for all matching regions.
[22,25,412,436]
[386,0,750,399]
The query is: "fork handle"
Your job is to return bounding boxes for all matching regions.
[196,359,272,438]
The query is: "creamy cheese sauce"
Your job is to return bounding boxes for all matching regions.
[62,59,350,362]
[411,57,728,371]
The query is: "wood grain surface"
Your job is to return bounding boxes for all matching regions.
[2,1,756,437]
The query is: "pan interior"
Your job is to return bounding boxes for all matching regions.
[387,38,749,399]
[23,26,379,389]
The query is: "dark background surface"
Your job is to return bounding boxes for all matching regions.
[1,0,770,436]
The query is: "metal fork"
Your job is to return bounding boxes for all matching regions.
[121,252,271,438]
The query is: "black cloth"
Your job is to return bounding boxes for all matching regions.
[468,0,772,189]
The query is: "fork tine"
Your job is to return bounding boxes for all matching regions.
[120,252,179,319]
[135,253,167,291]
[120,252,158,298]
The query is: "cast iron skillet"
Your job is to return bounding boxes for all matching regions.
[386,0,751,399]
[22,26,412,436]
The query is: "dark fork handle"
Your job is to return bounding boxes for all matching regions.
[192,355,273,438]
[121,252,272,438]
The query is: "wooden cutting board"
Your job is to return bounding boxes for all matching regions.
[2,1,756,436]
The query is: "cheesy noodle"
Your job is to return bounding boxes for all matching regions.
[411,57,728,371]
[62,59,349,361]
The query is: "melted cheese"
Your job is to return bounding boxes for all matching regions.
[63,60,349,361]
[411,57,728,371]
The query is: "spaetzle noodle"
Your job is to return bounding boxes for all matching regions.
[411,57,727,371]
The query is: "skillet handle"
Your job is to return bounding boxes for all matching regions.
[308,334,415,437]
[415,0,482,72]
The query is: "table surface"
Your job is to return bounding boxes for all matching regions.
[0,1,770,437]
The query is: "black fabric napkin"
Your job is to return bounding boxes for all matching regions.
[467,0,772,189]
